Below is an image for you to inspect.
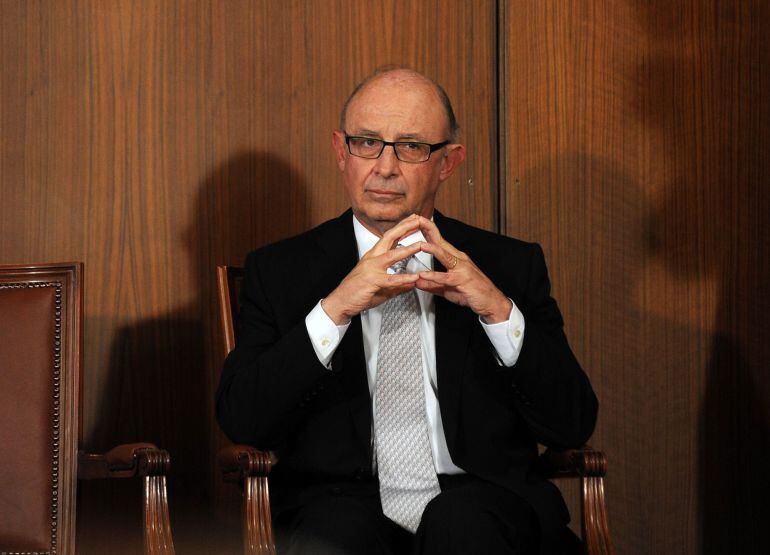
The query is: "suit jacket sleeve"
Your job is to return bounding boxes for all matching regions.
[215,250,329,449]
[503,242,598,450]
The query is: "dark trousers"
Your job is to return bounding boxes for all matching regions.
[274,474,579,554]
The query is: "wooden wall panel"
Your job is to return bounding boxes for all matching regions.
[502,1,769,553]
[0,1,497,552]
[5,0,767,552]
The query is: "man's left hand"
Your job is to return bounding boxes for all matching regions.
[415,216,512,324]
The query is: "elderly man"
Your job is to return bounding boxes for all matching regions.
[216,68,597,554]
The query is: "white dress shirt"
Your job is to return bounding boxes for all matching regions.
[305,214,526,474]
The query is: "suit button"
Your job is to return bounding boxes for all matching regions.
[330,486,343,495]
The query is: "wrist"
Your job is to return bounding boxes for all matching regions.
[321,295,351,325]
[480,296,512,325]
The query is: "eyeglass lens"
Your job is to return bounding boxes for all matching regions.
[348,137,431,162]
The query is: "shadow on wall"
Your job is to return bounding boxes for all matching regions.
[647,164,770,554]
[630,1,770,551]
[516,152,710,549]
[78,151,309,555]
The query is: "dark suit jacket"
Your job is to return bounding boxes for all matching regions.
[216,209,598,554]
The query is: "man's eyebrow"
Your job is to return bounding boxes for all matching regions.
[350,128,382,137]
[349,129,430,142]
[394,133,428,142]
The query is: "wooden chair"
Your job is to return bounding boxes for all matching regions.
[216,265,613,555]
[216,266,275,555]
[0,262,175,555]
[537,447,613,554]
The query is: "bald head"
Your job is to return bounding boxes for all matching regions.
[339,68,459,142]
[331,67,467,236]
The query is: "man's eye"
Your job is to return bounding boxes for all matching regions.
[363,139,379,147]
[402,142,420,150]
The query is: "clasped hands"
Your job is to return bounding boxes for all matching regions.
[321,214,512,325]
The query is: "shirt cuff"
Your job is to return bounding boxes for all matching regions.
[305,300,351,369]
[479,298,525,367]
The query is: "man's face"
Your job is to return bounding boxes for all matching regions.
[332,75,465,236]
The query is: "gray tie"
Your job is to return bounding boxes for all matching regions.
[374,255,441,532]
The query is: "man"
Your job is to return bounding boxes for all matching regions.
[216,68,597,554]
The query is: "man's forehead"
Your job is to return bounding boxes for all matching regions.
[345,79,447,137]
[353,74,439,106]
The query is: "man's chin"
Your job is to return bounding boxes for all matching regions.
[354,210,410,236]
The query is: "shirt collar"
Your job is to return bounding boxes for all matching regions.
[352,214,432,271]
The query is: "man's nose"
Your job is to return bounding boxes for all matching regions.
[373,144,401,177]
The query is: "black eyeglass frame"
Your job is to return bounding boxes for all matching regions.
[344,134,451,163]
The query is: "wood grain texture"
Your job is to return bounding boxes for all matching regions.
[502,1,770,553]
[0,1,496,552]
[5,1,767,552]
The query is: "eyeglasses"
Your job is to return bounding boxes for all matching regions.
[344,135,450,163]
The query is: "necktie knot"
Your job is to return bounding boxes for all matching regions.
[390,258,409,274]
[390,244,410,274]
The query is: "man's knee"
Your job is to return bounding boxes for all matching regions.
[420,489,485,528]
[277,492,407,555]
[416,486,539,554]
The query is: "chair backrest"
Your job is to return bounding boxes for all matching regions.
[216,266,245,356]
[0,262,82,555]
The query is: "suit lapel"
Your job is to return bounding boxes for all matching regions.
[433,211,475,453]
[335,316,371,451]
[313,210,372,450]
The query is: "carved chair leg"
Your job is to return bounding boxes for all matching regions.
[581,475,613,555]
[244,475,275,555]
[143,475,176,555]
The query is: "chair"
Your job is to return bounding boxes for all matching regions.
[537,447,613,554]
[216,266,275,555]
[0,262,175,555]
[216,265,613,555]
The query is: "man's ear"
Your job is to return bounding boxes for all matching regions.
[332,131,347,171]
[439,143,466,181]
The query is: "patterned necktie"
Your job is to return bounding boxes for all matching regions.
[374,255,441,532]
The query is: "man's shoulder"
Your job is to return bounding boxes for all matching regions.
[243,211,351,267]
[436,212,539,259]
[437,213,549,300]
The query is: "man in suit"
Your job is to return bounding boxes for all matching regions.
[216,68,597,554]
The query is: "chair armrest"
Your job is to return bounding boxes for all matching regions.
[218,444,275,483]
[537,445,607,479]
[78,443,175,553]
[539,445,613,554]
[78,443,170,479]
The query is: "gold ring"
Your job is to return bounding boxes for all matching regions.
[448,255,458,269]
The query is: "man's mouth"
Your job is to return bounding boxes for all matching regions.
[366,188,403,197]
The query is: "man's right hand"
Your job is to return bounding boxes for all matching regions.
[321,215,423,325]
